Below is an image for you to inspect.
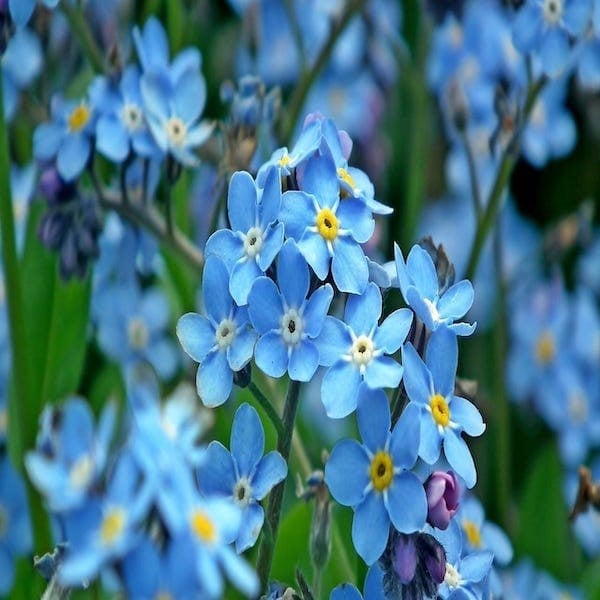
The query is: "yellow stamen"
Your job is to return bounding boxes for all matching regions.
[337,167,356,190]
[430,394,450,428]
[535,330,555,365]
[316,208,339,241]
[190,509,217,543]
[370,451,394,492]
[462,519,482,548]
[278,153,292,167]
[100,507,126,546]
[68,104,91,132]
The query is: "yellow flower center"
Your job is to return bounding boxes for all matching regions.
[337,167,357,190]
[370,451,394,492]
[278,153,292,167]
[535,330,555,365]
[316,208,339,241]
[430,394,450,428]
[68,104,91,132]
[190,509,217,544]
[462,519,482,548]
[100,507,126,546]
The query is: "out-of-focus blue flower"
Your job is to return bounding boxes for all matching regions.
[395,243,476,336]
[25,396,115,511]
[96,281,179,380]
[512,0,592,78]
[91,66,158,162]
[33,94,97,181]
[205,168,284,306]
[0,455,33,596]
[325,386,427,564]
[330,563,385,599]
[198,403,287,553]
[402,328,485,488]
[317,282,412,418]
[177,256,257,407]
[58,451,153,586]
[280,153,374,294]
[10,162,36,252]
[575,0,600,89]
[577,230,600,294]
[2,28,42,121]
[248,240,332,381]
[8,0,59,27]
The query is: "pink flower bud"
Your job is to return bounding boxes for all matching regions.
[424,471,460,530]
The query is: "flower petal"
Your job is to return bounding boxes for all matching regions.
[231,404,264,476]
[385,471,427,533]
[325,439,369,506]
[352,492,389,565]
[345,281,381,335]
[374,308,412,354]
[197,351,232,408]
[321,361,361,418]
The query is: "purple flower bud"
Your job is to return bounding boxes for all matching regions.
[392,534,417,584]
[416,533,447,584]
[424,470,460,530]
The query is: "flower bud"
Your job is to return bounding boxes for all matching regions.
[424,471,460,530]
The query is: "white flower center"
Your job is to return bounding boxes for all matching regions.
[215,318,237,350]
[350,335,375,367]
[243,227,264,259]
[69,454,94,490]
[444,563,462,589]
[542,0,563,24]
[128,317,149,350]
[165,117,187,146]
[121,102,143,133]
[233,477,253,507]
[281,309,303,345]
[423,297,441,322]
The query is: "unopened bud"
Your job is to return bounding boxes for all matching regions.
[233,362,252,389]
[424,471,460,530]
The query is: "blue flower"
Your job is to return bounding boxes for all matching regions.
[325,386,427,564]
[33,94,97,181]
[10,162,36,252]
[0,455,33,596]
[205,168,284,305]
[280,153,374,294]
[248,239,333,381]
[8,0,59,27]
[198,403,287,553]
[402,328,485,488]
[176,255,257,407]
[512,0,592,78]
[316,282,412,418]
[25,397,115,511]
[395,243,476,336]
[330,564,385,600]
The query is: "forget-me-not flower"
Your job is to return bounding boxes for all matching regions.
[316,282,412,418]
[402,328,485,488]
[177,255,257,407]
[325,386,427,564]
[198,403,287,553]
[248,239,333,381]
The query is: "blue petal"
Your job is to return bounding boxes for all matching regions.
[401,343,433,406]
[258,167,282,227]
[173,69,204,123]
[460,551,494,583]
[228,171,257,233]
[437,280,474,320]
[9,0,35,26]
[301,154,339,207]
[321,361,362,418]
[252,451,287,500]
[419,411,442,464]
[288,341,319,382]
[345,282,381,335]
[540,28,569,78]
[57,134,90,181]
[352,492,389,564]
[426,328,457,398]
[356,386,390,452]
[325,440,369,507]
[298,231,330,280]
[277,240,309,308]
[406,245,438,299]
[197,351,232,408]
[390,402,420,469]
[257,222,284,272]
[196,546,223,598]
[363,357,403,390]
[140,72,169,118]
[364,563,386,600]
[227,326,256,371]
[331,237,368,294]
[406,286,435,330]
[482,522,513,565]
[248,277,283,334]
[197,441,236,496]
[230,258,263,306]
[235,503,264,553]
[394,243,411,299]
[330,584,363,600]
[337,199,374,243]
[563,0,592,35]
[314,316,351,366]
[385,471,427,533]
[204,229,243,270]
[374,308,412,353]
[202,256,232,323]
[231,404,264,476]
[450,397,485,437]
[254,332,289,378]
[512,2,543,53]
[280,190,314,240]
[96,116,129,162]
[303,284,334,338]
[444,432,476,488]
[218,545,259,598]
[185,121,214,147]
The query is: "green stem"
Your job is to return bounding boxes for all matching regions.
[248,381,285,438]
[60,2,106,74]
[465,77,546,280]
[0,69,51,558]
[282,0,367,144]
[257,379,302,591]
[461,130,483,224]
